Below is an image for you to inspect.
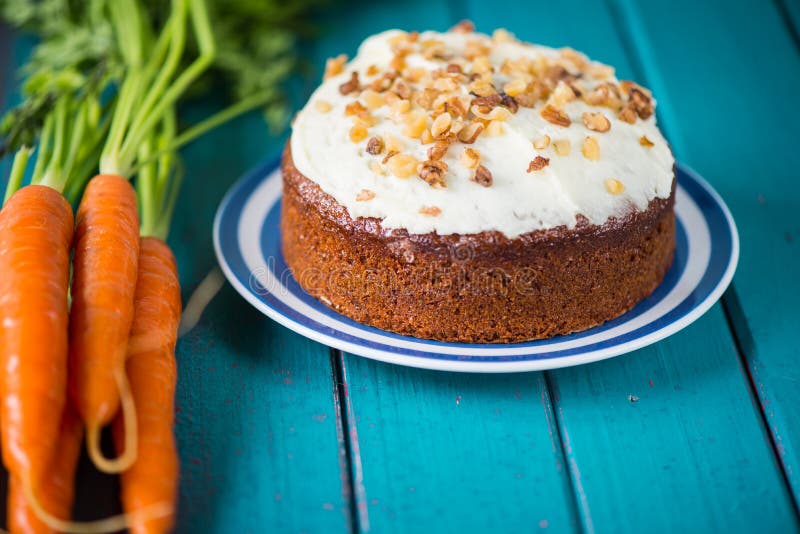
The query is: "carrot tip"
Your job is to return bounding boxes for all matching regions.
[86,367,138,474]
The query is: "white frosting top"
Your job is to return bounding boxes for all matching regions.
[290,28,674,237]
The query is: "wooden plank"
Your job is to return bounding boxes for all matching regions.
[615,0,800,509]
[467,0,800,531]
[553,308,798,532]
[171,106,350,531]
[338,353,578,533]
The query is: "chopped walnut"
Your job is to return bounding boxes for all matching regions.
[582,111,611,132]
[349,125,368,143]
[385,135,405,153]
[366,136,385,155]
[428,140,450,161]
[344,101,367,116]
[393,80,412,100]
[416,88,441,110]
[420,128,435,144]
[605,178,625,195]
[431,112,452,138]
[527,156,550,172]
[461,147,480,168]
[533,134,551,150]
[492,28,515,43]
[324,54,347,80]
[549,81,577,107]
[503,79,528,97]
[582,136,600,161]
[419,205,442,216]
[387,153,419,178]
[314,100,333,113]
[352,113,378,128]
[618,104,637,124]
[620,81,654,119]
[458,122,484,143]
[356,189,376,202]
[446,96,469,118]
[382,150,399,164]
[361,89,386,109]
[402,110,428,139]
[472,164,493,187]
[485,120,505,136]
[365,64,380,76]
[639,135,654,147]
[540,105,571,127]
[450,20,475,33]
[339,72,360,95]
[553,139,571,156]
[418,159,448,188]
[468,78,496,97]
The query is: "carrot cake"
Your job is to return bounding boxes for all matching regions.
[281,22,676,343]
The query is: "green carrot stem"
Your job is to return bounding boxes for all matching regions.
[129,89,274,176]
[39,98,68,191]
[62,101,87,180]
[137,136,158,237]
[117,0,215,172]
[100,72,144,175]
[30,113,53,184]
[3,147,32,204]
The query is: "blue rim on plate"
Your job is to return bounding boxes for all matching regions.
[214,161,738,372]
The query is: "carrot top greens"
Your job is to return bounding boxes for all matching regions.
[0,0,329,238]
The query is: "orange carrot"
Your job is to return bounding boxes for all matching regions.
[0,185,73,498]
[69,174,141,473]
[113,236,181,534]
[7,402,83,534]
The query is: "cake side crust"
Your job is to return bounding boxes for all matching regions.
[281,144,676,343]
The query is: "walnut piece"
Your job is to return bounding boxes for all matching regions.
[582,111,611,132]
[419,205,442,216]
[582,136,600,161]
[472,164,493,187]
[639,135,654,147]
[349,125,368,143]
[418,159,448,188]
[339,71,360,95]
[324,54,347,80]
[366,136,385,155]
[387,153,419,178]
[540,105,571,127]
[605,178,625,195]
[356,189,376,201]
[527,156,550,172]
[533,134,551,150]
[460,147,480,168]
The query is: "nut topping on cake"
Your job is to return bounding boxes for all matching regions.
[419,205,442,216]
[582,112,611,132]
[471,164,493,187]
[366,136,385,155]
[356,189,376,201]
[291,24,674,237]
[527,156,550,172]
[582,137,600,161]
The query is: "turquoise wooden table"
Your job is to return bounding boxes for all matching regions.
[2,0,800,532]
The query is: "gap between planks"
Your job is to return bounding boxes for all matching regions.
[330,347,363,534]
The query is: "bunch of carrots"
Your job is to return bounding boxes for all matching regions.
[0,0,277,532]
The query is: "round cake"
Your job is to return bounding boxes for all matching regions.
[282,22,676,343]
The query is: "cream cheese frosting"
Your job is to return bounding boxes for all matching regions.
[290,27,675,237]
